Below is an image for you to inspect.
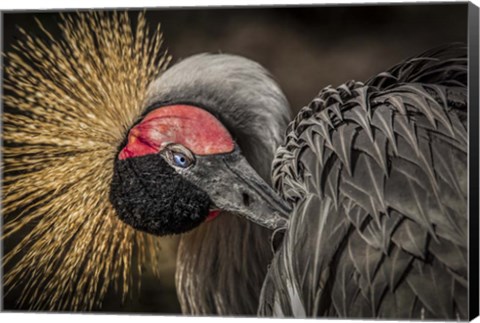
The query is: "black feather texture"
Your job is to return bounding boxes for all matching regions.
[261,44,467,319]
[110,154,211,236]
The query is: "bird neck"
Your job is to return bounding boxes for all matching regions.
[175,212,274,315]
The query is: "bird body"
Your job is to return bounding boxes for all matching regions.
[260,45,468,319]
[2,12,468,320]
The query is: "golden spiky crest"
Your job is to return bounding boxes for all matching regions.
[2,11,171,310]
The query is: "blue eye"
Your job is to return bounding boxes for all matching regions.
[173,152,191,168]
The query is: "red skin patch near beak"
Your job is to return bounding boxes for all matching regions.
[206,209,221,222]
[119,105,235,160]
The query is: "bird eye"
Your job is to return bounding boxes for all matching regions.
[162,144,195,169]
[173,152,192,168]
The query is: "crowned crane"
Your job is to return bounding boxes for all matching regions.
[3,13,467,319]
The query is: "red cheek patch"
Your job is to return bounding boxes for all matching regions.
[206,209,221,222]
[119,105,235,160]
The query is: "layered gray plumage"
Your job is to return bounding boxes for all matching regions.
[144,53,291,315]
[259,44,468,319]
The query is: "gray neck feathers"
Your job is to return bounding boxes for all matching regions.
[145,53,291,315]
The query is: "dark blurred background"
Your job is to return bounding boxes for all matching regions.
[2,3,468,314]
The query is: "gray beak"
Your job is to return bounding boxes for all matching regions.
[185,149,291,230]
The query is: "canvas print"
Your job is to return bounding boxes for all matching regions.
[1,3,478,320]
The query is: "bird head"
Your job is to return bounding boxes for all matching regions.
[110,54,292,236]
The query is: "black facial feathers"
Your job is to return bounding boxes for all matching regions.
[109,154,211,236]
